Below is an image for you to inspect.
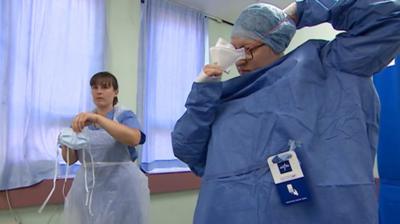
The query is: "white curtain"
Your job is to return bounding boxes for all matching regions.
[138,0,206,173]
[0,0,106,190]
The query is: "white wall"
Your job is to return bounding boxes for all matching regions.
[287,23,338,52]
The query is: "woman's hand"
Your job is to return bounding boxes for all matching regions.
[72,112,99,133]
[61,145,78,165]
[204,64,224,78]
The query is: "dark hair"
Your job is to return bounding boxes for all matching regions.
[90,71,119,106]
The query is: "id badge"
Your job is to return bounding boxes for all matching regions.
[267,150,310,205]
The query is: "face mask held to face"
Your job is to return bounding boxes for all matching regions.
[209,38,246,71]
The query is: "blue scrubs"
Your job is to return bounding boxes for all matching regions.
[172,1,400,223]
[374,58,400,224]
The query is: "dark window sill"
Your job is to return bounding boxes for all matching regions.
[0,171,200,210]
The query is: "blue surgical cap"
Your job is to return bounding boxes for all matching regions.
[231,3,296,53]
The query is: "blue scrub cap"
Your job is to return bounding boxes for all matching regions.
[231,3,296,53]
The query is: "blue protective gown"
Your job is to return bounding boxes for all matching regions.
[172,1,400,223]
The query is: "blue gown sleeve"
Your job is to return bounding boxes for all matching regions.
[171,82,222,177]
[117,110,146,161]
[118,110,146,145]
[296,0,400,76]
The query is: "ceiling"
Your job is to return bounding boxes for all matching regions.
[172,0,293,24]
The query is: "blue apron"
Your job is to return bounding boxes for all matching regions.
[64,108,149,224]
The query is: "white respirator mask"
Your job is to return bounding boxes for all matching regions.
[209,37,246,71]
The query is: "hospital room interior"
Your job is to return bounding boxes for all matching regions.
[0,0,399,223]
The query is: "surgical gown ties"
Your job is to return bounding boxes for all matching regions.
[64,124,149,224]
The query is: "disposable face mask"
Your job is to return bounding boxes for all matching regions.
[39,127,92,214]
[58,128,89,150]
[58,127,95,215]
[209,37,246,71]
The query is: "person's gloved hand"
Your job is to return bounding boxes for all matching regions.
[72,112,99,133]
[195,64,224,83]
[196,37,245,83]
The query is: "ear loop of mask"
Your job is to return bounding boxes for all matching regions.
[83,143,95,216]
[38,131,95,216]
[62,148,70,198]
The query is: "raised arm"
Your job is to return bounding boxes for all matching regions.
[96,115,142,146]
[171,82,222,177]
[295,0,400,76]
[72,112,142,146]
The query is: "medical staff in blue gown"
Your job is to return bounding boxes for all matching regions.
[61,72,149,224]
[172,1,400,223]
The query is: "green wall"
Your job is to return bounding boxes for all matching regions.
[106,0,140,111]
[0,191,198,224]
[0,205,63,224]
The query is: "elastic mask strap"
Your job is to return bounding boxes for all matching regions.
[38,144,59,213]
[87,143,95,216]
[83,152,90,207]
[62,148,70,198]
[80,131,94,216]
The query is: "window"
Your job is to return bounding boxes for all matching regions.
[0,0,106,190]
[138,0,206,173]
